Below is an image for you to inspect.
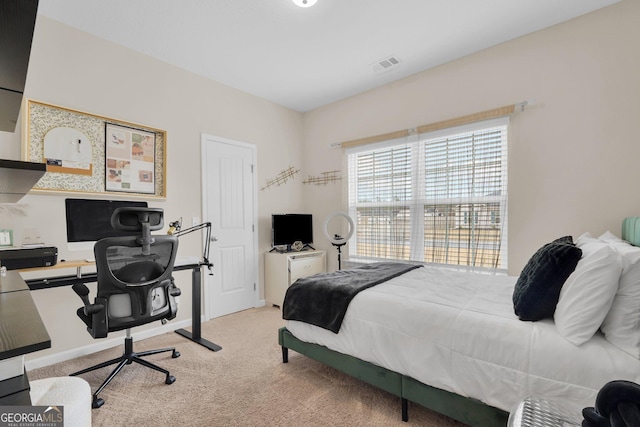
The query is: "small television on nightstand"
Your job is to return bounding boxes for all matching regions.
[271,214,313,252]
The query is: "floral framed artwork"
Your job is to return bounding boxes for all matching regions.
[105,123,156,194]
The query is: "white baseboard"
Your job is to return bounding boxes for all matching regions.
[256,299,266,307]
[25,318,192,370]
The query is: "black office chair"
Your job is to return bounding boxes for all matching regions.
[70,207,182,409]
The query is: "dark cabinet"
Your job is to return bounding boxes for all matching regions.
[0,0,39,132]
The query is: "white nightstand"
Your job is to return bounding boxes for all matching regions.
[264,250,326,307]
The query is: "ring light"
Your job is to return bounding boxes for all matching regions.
[323,212,354,270]
[323,211,354,244]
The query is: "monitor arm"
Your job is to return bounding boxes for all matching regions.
[168,218,214,275]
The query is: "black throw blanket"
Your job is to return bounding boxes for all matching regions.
[282,262,421,333]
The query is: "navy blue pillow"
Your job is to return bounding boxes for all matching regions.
[513,238,582,321]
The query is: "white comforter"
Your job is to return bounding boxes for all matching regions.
[286,266,640,414]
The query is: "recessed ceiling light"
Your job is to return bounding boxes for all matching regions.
[292,0,318,8]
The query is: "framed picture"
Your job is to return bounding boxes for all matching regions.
[23,100,166,198]
[105,123,156,194]
[0,229,13,247]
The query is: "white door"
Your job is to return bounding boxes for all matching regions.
[202,134,257,318]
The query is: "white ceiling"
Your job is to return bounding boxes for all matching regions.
[37,0,621,112]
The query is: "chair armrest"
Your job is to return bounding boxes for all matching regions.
[72,283,105,316]
[84,303,105,315]
[72,283,108,338]
[90,297,108,338]
[72,283,91,305]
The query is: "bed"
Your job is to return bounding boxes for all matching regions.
[278,222,640,426]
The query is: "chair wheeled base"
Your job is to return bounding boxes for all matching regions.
[70,329,180,408]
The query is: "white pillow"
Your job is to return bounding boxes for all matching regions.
[554,243,621,345]
[599,230,624,243]
[575,232,598,247]
[600,239,640,358]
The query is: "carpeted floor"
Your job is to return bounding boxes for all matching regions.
[29,306,468,426]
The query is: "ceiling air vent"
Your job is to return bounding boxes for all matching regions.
[371,55,402,74]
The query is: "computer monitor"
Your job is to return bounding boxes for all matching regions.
[65,198,148,251]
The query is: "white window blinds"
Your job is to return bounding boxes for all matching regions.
[347,117,509,272]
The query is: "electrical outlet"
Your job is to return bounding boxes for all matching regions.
[192,217,200,226]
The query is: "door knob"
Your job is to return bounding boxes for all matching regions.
[211,236,218,242]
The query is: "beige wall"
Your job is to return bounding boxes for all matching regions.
[302,0,640,274]
[0,17,305,364]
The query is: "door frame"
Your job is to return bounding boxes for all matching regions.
[201,133,259,321]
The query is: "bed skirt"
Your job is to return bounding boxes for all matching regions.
[278,327,508,426]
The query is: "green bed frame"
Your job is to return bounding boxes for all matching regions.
[279,327,509,426]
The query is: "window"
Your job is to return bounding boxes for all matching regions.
[347,117,508,271]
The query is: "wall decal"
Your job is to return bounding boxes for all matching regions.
[303,170,342,186]
[261,166,299,191]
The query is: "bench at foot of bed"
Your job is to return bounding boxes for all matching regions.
[278,327,508,426]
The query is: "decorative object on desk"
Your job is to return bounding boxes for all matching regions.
[323,212,354,270]
[23,99,166,198]
[167,218,181,235]
[105,123,156,194]
[303,170,342,186]
[22,227,42,246]
[0,229,12,246]
[291,240,304,252]
[43,127,92,176]
[260,166,299,191]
